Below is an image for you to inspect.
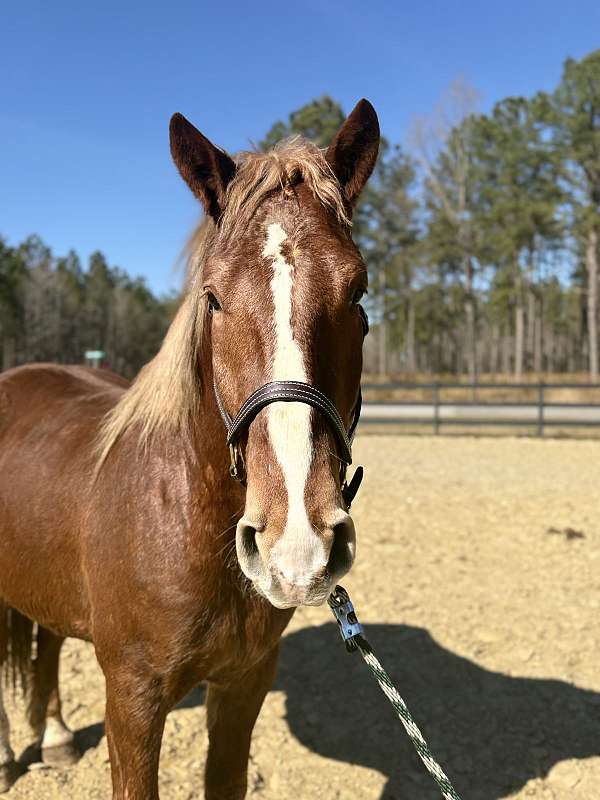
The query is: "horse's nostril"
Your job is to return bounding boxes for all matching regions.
[235,518,266,581]
[327,515,356,580]
[238,522,259,559]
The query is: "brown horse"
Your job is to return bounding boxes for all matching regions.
[0,99,379,799]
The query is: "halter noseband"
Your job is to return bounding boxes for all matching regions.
[213,379,363,509]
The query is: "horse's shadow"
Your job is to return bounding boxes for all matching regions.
[71,622,600,799]
[272,623,600,800]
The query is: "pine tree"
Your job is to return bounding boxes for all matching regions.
[421,116,482,379]
[471,95,562,377]
[551,50,600,379]
[260,96,346,150]
[354,140,420,373]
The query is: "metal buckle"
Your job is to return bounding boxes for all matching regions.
[328,585,363,652]
[229,443,244,481]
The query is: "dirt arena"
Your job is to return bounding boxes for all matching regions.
[4,435,600,799]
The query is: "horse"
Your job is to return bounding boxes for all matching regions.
[0,98,379,799]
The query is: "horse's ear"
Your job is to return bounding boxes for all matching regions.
[169,113,236,221]
[326,99,380,207]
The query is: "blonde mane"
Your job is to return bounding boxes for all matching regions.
[96,137,349,467]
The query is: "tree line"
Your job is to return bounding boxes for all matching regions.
[263,50,600,380]
[2,48,600,380]
[0,235,175,377]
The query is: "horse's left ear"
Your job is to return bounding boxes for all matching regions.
[326,99,380,207]
[169,113,236,221]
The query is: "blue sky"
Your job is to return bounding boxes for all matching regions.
[2,1,600,294]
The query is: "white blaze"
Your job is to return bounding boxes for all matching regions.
[264,223,323,580]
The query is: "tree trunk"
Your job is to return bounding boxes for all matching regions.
[464,257,476,382]
[514,257,525,379]
[527,289,536,372]
[534,296,543,374]
[568,336,576,372]
[377,323,387,375]
[2,336,16,371]
[586,227,599,380]
[477,331,486,375]
[514,302,525,379]
[405,301,416,373]
[378,270,387,377]
[490,323,500,374]
[546,325,554,373]
[501,328,511,374]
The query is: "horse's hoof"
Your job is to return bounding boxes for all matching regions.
[0,761,21,793]
[42,741,80,767]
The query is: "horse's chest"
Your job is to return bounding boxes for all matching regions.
[190,599,294,684]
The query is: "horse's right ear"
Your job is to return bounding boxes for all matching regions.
[169,113,236,221]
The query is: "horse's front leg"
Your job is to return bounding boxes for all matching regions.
[205,646,279,800]
[101,661,167,800]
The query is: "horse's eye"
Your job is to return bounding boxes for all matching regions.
[351,288,366,305]
[206,291,222,313]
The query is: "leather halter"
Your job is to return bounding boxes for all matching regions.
[212,305,368,510]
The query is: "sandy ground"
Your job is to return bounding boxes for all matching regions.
[4,435,600,799]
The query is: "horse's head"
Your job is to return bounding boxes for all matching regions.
[170,101,379,608]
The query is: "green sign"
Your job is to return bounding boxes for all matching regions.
[85,350,106,360]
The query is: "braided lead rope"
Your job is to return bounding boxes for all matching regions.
[356,640,462,800]
[328,587,463,800]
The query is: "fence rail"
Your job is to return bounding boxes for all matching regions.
[360,382,600,436]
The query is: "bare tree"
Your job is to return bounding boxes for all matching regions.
[409,77,481,382]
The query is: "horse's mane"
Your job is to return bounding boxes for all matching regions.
[95,137,349,467]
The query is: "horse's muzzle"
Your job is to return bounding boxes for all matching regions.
[236,513,356,608]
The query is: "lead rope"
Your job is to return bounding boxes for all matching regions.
[328,586,463,800]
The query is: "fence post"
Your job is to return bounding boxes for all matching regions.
[537,382,544,437]
[433,383,440,435]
